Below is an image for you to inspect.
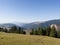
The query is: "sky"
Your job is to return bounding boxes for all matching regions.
[0,0,60,23]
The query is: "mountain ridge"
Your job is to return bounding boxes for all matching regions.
[21,19,60,29]
[0,19,60,29]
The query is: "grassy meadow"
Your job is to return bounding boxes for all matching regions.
[0,32,60,45]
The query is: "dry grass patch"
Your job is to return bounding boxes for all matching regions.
[0,32,60,45]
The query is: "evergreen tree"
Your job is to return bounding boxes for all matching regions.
[9,26,18,33]
[34,27,46,35]
[4,28,8,33]
[35,30,39,35]
[30,29,35,35]
[37,27,43,35]
[0,28,4,32]
[18,27,22,34]
[57,30,60,38]
[42,28,46,35]
[18,27,26,34]
[50,26,57,37]
[46,26,51,36]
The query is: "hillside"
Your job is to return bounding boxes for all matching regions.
[0,32,60,45]
[0,19,60,30]
[22,19,60,29]
[0,23,17,28]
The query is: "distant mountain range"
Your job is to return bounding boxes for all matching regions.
[21,19,60,29]
[0,23,16,28]
[0,19,60,30]
[13,22,27,27]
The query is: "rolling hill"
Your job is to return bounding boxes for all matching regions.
[0,19,60,30]
[21,19,60,29]
[0,23,22,30]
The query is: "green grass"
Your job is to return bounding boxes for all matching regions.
[0,32,60,45]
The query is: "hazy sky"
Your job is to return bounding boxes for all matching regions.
[0,0,60,23]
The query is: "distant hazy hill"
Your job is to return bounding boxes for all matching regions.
[0,23,20,30]
[0,19,60,29]
[13,22,27,26]
[21,19,60,29]
[21,22,41,29]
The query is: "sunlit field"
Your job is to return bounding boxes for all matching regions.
[0,32,60,45]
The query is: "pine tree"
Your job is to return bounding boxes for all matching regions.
[18,27,22,34]
[50,26,57,37]
[30,29,35,35]
[42,28,46,35]
[35,30,38,35]
[46,26,51,36]
[57,30,60,38]
[0,28,4,32]
[4,28,8,33]
[38,27,43,35]
[9,26,18,33]
[18,27,26,34]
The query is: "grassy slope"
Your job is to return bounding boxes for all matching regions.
[0,32,60,45]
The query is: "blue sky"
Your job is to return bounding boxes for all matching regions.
[0,0,60,23]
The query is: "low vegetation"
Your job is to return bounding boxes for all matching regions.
[30,26,60,38]
[0,26,26,34]
[0,25,60,38]
[0,32,60,45]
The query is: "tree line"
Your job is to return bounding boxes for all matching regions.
[30,26,60,38]
[0,26,26,34]
[0,25,60,38]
